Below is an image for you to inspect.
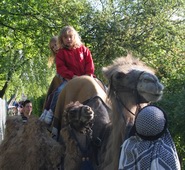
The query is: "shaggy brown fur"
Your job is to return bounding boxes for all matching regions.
[100,54,164,170]
[0,115,62,170]
[59,102,96,170]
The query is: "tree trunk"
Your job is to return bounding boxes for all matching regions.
[0,81,8,98]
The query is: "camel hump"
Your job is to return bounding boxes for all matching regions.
[62,75,108,104]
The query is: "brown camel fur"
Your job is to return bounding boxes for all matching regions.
[100,54,164,170]
[59,101,97,170]
[52,76,109,136]
[51,76,111,167]
[0,115,62,170]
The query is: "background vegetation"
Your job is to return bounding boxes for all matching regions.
[0,0,184,167]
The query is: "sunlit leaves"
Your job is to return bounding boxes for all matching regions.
[0,0,185,167]
[0,0,93,100]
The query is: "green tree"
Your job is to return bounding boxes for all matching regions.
[0,0,94,100]
[82,0,185,166]
[0,0,185,167]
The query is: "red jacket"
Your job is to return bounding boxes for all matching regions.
[56,45,95,79]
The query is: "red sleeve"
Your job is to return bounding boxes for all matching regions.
[83,46,95,77]
[55,49,74,79]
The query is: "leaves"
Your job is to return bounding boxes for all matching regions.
[0,0,93,99]
[0,0,185,166]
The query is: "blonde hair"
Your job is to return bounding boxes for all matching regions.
[58,26,83,48]
[48,36,58,68]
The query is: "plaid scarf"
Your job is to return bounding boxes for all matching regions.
[118,130,181,170]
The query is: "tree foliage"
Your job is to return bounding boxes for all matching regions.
[0,0,185,167]
[0,0,93,99]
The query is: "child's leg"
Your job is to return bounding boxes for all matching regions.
[50,80,68,112]
[44,80,68,125]
[39,89,57,121]
[45,91,55,110]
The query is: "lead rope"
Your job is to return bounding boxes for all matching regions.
[115,94,136,117]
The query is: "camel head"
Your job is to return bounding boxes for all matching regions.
[64,101,95,134]
[102,54,164,104]
[61,102,97,170]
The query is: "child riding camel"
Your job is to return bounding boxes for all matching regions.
[40,26,95,125]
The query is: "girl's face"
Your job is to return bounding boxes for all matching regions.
[50,41,58,54]
[62,31,74,48]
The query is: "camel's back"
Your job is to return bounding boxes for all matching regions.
[54,76,108,129]
[60,75,107,105]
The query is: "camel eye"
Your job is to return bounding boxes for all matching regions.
[143,77,155,83]
[143,78,149,82]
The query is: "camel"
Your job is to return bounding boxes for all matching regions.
[59,101,96,170]
[52,75,112,167]
[100,54,164,170]
[51,54,164,169]
[0,115,62,170]
[0,54,164,170]
[52,75,111,140]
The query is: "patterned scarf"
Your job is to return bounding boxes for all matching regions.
[118,130,181,170]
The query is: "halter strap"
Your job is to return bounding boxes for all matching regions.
[112,71,146,117]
